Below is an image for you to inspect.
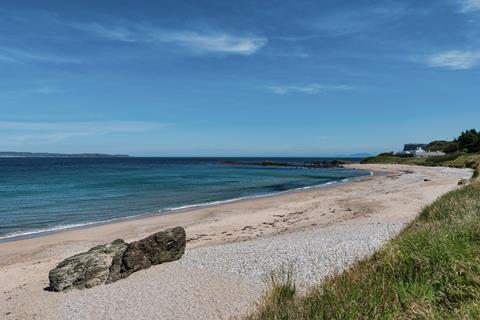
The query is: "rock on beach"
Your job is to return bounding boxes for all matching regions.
[48,227,186,292]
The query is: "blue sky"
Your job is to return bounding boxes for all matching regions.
[1,0,479,156]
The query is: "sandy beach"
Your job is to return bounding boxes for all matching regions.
[0,164,472,320]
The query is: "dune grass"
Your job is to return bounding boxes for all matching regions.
[361,154,427,166]
[473,164,479,179]
[247,173,480,319]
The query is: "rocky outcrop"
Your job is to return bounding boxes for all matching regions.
[48,227,186,292]
[224,160,351,168]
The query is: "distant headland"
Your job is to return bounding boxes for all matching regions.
[0,152,130,158]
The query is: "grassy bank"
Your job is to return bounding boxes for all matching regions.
[362,152,480,169]
[247,170,480,319]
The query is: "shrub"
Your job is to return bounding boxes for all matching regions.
[378,152,394,156]
[458,129,480,153]
[423,152,462,166]
[426,140,459,153]
[397,153,414,158]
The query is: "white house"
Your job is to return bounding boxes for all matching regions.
[413,147,446,158]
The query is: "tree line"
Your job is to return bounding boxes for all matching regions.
[426,129,480,154]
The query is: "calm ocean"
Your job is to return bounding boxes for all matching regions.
[0,157,369,240]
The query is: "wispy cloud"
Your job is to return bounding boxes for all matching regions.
[262,83,352,95]
[151,32,267,55]
[0,54,16,62]
[30,86,58,94]
[70,22,267,55]
[460,0,480,12]
[0,86,59,102]
[427,50,480,70]
[0,47,83,64]
[271,35,319,42]
[2,9,267,57]
[0,120,165,143]
[72,23,136,42]
[307,3,407,36]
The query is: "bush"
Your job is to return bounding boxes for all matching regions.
[444,141,460,153]
[397,153,414,158]
[426,140,459,153]
[423,152,462,166]
[378,152,394,156]
[458,129,480,153]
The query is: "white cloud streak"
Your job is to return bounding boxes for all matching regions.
[262,83,352,95]
[460,0,480,12]
[0,47,83,64]
[308,3,407,36]
[151,32,267,55]
[30,86,57,94]
[71,22,267,55]
[71,23,137,42]
[427,50,480,70]
[0,121,165,143]
[0,86,59,102]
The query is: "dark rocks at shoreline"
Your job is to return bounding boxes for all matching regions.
[223,160,352,169]
[48,227,186,292]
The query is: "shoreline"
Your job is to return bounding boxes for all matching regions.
[0,164,472,320]
[0,168,374,243]
[0,164,468,262]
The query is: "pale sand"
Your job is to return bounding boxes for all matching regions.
[0,164,472,319]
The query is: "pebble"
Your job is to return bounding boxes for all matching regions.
[179,223,404,287]
[57,223,403,320]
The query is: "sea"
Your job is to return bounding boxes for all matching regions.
[0,157,369,241]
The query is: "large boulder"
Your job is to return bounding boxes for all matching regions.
[107,226,186,283]
[48,227,186,292]
[48,239,127,292]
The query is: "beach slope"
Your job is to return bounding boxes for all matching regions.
[0,164,471,319]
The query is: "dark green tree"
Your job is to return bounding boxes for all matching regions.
[457,129,480,153]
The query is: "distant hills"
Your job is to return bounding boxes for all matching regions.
[346,153,374,158]
[0,152,130,158]
[0,152,372,158]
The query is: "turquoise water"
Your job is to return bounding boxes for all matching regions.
[0,157,369,240]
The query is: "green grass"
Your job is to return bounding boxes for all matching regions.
[362,153,480,169]
[362,155,427,165]
[444,154,480,169]
[473,164,479,179]
[247,175,480,320]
